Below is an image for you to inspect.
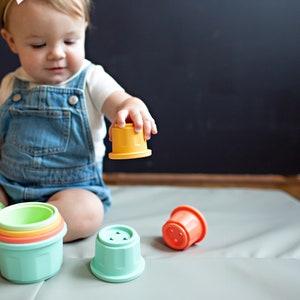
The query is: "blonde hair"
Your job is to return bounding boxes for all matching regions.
[0,0,92,29]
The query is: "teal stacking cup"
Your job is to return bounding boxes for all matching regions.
[90,224,145,283]
[0,202,67,284]
[0,222,67,284]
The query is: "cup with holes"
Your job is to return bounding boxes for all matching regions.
[90,224,145,282]
[162,205,207,250]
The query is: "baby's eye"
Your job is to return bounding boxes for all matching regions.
[64,40,76,45]
[31,43,46,49]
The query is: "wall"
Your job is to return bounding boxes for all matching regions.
[1,0,300,174]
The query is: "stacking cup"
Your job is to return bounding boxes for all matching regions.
[0,217,65,244]
[0,202,59,231]
[109,123,152,159]
[0,224,67,284]
[0,202,66,284]
[162,205,207,250]
[90,224,145,283]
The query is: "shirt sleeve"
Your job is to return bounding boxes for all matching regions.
[85,64,124,114]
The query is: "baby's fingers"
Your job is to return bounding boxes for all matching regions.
[143,117,157,140]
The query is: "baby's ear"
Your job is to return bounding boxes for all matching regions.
[1,29,18,53]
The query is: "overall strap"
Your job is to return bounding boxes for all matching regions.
[65,63,92,90]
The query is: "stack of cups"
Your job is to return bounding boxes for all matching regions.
[0,202,67,284]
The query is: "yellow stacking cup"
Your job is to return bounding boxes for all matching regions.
[109,123,152,159]
[0,214,62,238]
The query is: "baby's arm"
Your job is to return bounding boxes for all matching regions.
[102,90,158,141]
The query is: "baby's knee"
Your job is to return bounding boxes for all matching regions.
[72,196,104,235]
[84,198,104,228]
[48,189,104,241]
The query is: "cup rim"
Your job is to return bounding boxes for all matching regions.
[109,149,152,160]
[0,218,65,244]
[90,256,145,283]
[0,215,62,237]
[0,202,59,231]
[0,223,67,250]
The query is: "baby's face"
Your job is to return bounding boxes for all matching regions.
[3,1,87,85]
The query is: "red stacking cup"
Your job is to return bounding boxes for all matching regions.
[162,205,207,250]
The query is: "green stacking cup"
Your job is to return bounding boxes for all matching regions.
[90,224,145,283]
[0,202,59,231]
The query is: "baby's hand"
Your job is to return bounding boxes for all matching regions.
[110,97,157,140]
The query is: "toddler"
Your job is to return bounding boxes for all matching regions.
[0,0,157,242]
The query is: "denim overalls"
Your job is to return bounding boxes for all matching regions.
[0,65,111,212]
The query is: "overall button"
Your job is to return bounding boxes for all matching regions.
[68,95,79,105]
[12,94,22,102]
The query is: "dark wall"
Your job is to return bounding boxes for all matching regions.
[1,1,300,174]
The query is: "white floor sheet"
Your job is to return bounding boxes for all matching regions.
[1,186,300,300]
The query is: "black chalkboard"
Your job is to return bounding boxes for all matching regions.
[1,0,300,174]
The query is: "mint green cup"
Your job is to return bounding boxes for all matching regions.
[0,202,59,231]
[90,225,145,283]
[0,223,67,284]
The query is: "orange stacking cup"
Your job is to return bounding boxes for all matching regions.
[109,123,152,159]
[0,217,65,244]
[162,205,207,250]
[0,215,62,238]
